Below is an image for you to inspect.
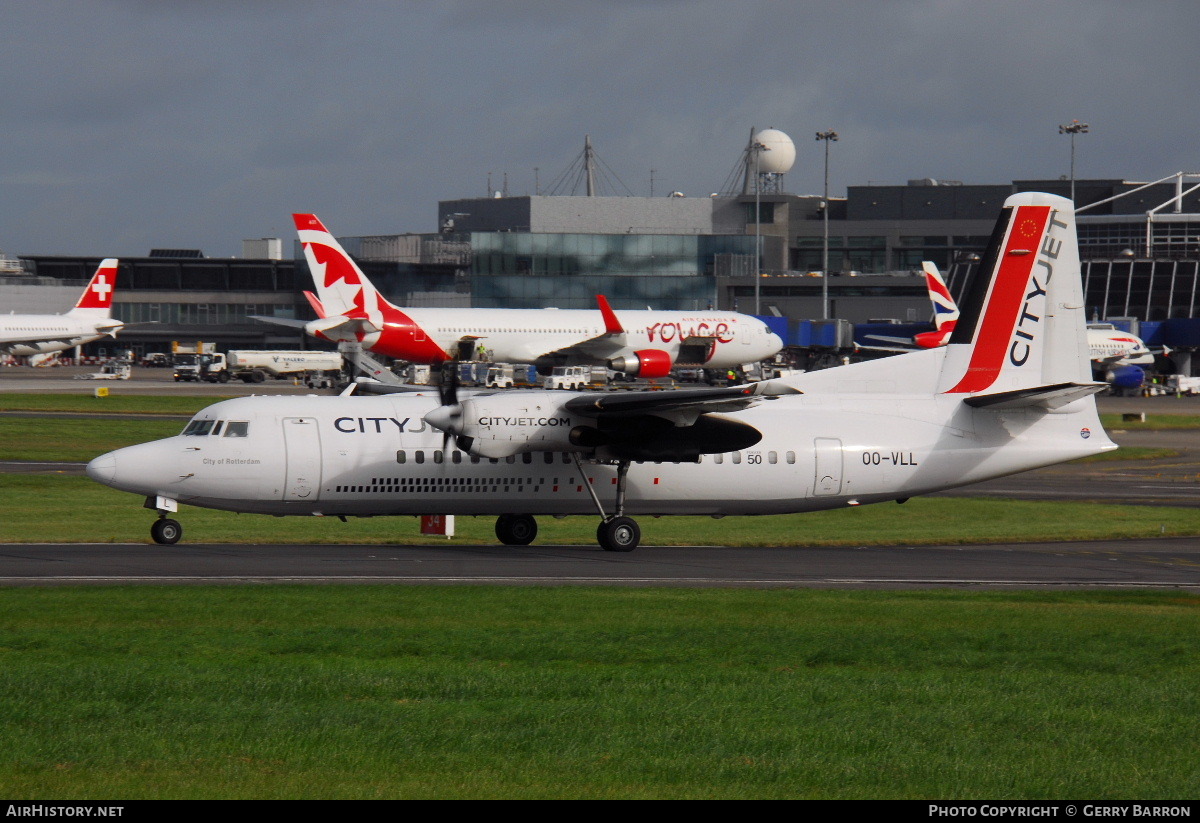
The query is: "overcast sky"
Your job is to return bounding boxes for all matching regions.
[2,0,1197,259]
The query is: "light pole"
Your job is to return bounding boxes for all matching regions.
[815,130,838,319]
[750,138,769,315]
[1058,120,1088,202]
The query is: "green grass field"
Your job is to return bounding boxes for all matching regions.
[1,586,1198,799]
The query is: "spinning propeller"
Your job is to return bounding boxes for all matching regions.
[425,361,467,456]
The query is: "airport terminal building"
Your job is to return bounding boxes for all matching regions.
[3,173,1200,371]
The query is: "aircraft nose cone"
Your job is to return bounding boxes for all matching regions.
[86,453,116,485]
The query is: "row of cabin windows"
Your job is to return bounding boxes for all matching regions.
[396,450,575,465]
[707,451,796,464]
[394,450,798,465]
[182,419,249,437]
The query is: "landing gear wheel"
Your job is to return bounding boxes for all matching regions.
[150,518,182,545]
[495,513,537,546]
[597,516,640,552]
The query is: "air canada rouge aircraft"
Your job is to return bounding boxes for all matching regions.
[0,260,122,358]
[88,192,1115,551]
[287,213,783,377]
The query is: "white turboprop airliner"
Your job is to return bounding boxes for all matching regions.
[88,192,1115,551]
[280,213,783,378]
[0,260,122,358]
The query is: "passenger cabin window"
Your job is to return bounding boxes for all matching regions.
[224,421,249,437]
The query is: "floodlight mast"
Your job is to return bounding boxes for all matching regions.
[816,130,839,319]
[1058,120,1089,202]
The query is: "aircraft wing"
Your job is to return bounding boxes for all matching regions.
[0,330,105,351]
[563,381,800,424]
[533,294,631,362]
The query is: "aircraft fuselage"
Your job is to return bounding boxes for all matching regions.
[87,391,1110,519]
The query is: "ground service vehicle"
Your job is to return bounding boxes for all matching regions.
[174,350,343,383]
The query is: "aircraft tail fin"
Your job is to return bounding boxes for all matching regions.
[897,262,960,348]
[937,192,1093,396]
[68,259,119,318]
[292,214,382,319]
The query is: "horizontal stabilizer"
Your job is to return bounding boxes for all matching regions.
[963,382,1108,410]
[349,377,445,396]
[309,315,380,337]
[249,315,309,330]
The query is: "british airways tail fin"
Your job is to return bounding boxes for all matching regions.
[68,259,118,318]
[912,261,959,348]
[292,214,383,319]
[937,192,1098,400]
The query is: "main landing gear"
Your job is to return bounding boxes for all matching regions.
[575,455,640,552]
[491,458,642,552]
[495,513,538,545]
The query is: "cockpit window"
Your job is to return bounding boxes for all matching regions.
[182,419,216,436]
[224,421,249,437]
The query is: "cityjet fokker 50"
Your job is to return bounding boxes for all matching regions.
[0,260,122,357]
[282,213,783,377]
[88,193,1115,551]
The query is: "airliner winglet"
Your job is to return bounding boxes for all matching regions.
[595,294,625,335]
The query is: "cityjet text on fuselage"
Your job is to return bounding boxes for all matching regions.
[333,416,427,434]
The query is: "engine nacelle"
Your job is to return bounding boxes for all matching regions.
[913,329,950,349]
[440,391,593,459]
[607,349,674,379]
[1107,365,1145,390]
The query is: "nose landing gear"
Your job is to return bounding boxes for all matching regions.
[145,496,182,545]
[150,516,182,545]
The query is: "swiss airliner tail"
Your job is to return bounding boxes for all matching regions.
[68,259,119,319]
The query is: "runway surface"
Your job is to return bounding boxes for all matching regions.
[4,365,1199,589]
[2,539,1198,590]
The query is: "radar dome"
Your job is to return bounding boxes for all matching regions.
[754,128,796,174]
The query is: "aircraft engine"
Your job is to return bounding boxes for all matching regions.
[424,389,764,461]
[607,349,674,379]
[1107,364,1145,391]
[426,391,589,459]
[913,329,950,348]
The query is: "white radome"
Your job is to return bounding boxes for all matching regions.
[754,128,796,174]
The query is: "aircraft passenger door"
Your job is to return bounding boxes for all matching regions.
[282,417,322,501]
[813,437,843,496]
